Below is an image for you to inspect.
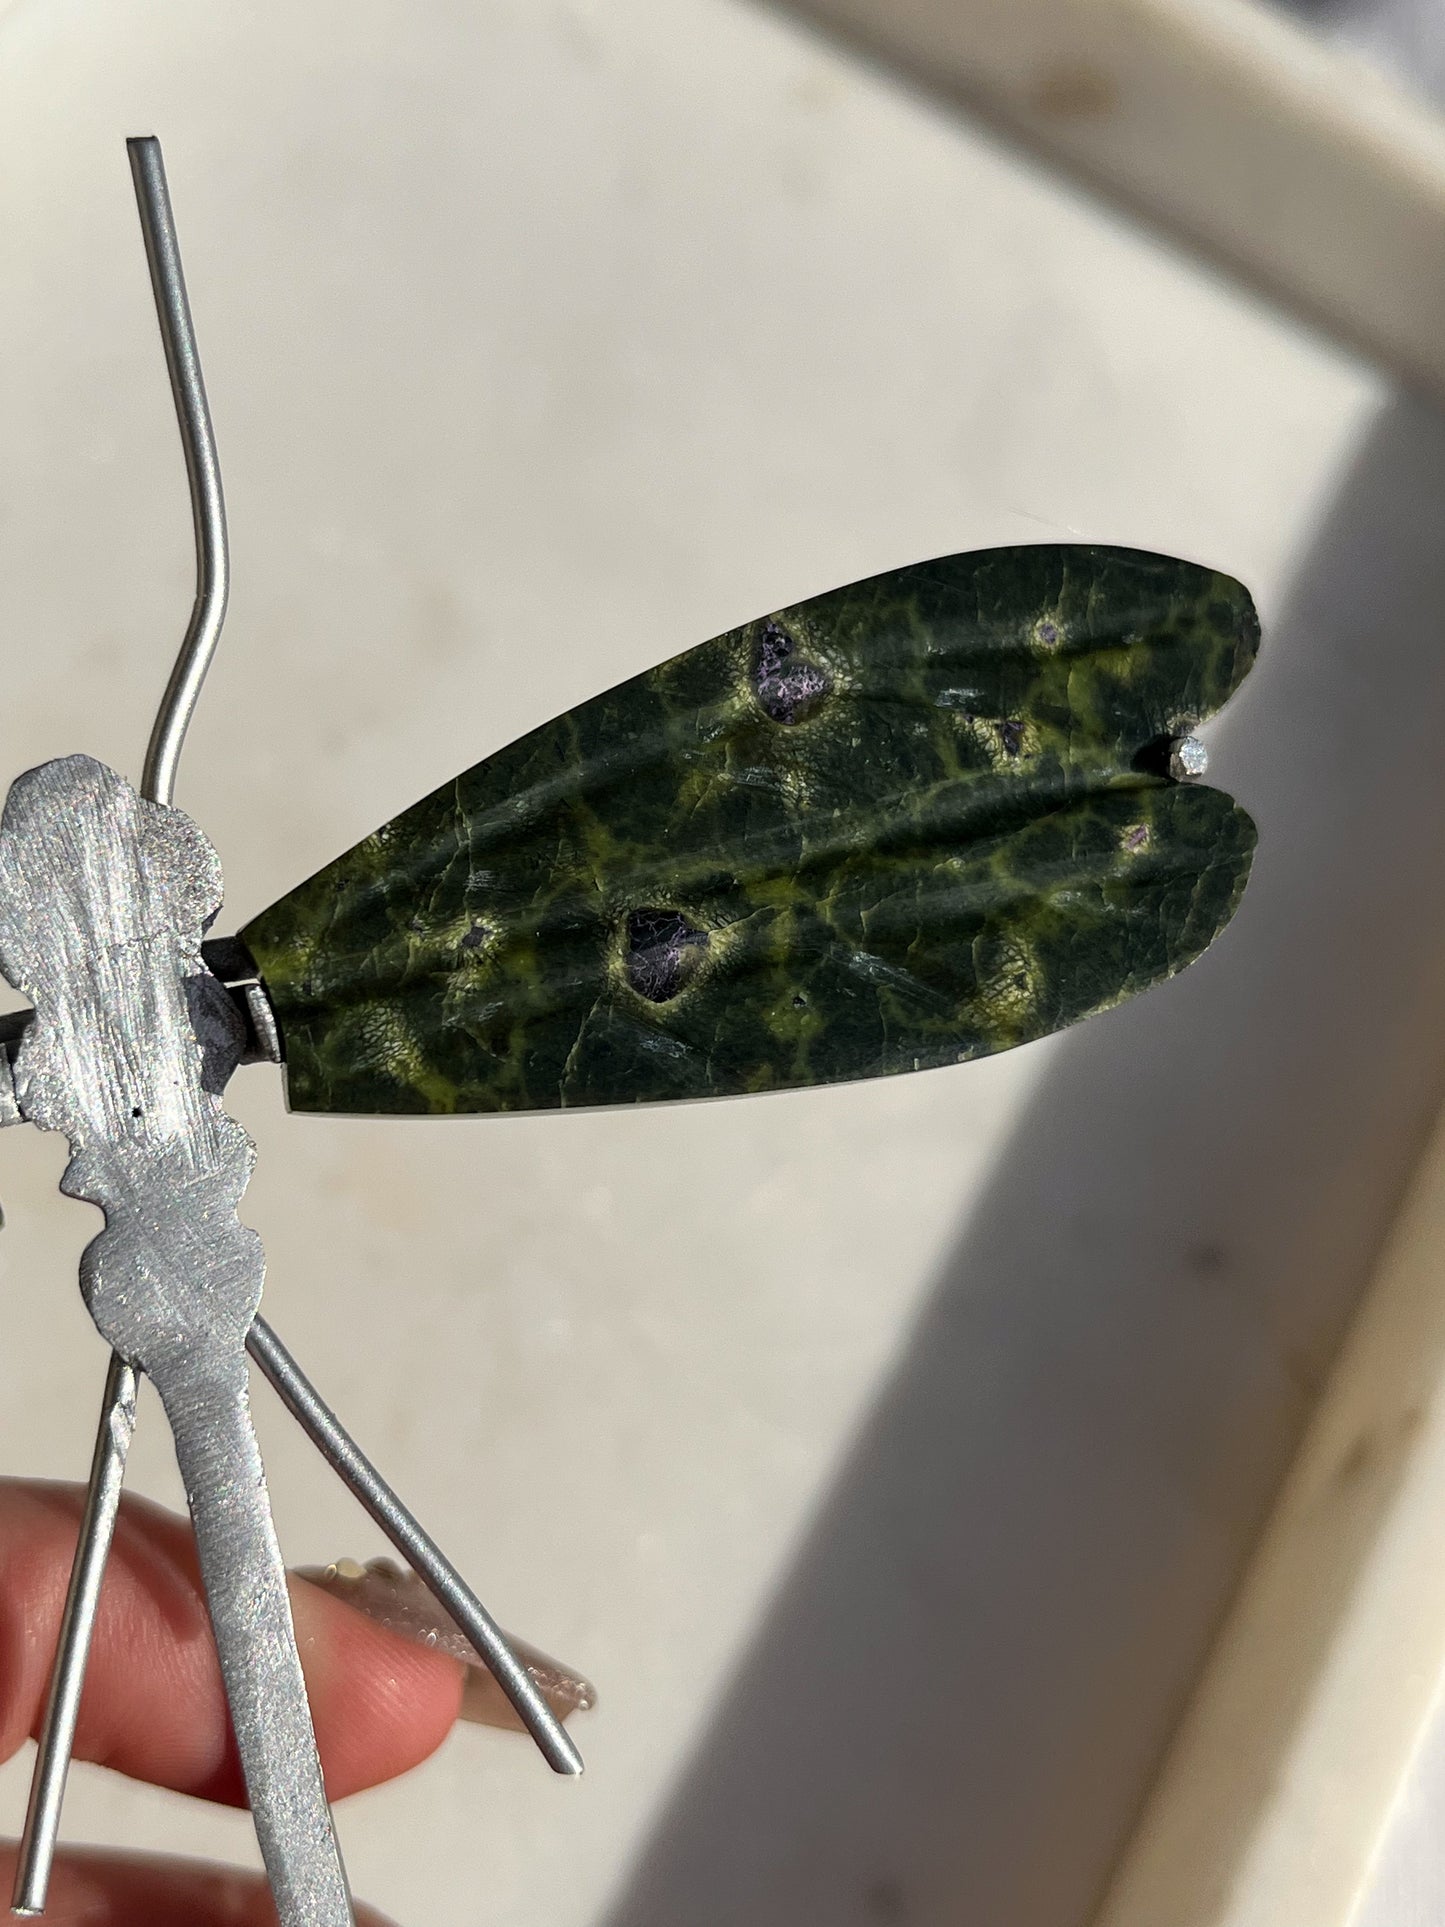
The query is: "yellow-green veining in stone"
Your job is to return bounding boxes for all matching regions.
[240,545,1259,1114]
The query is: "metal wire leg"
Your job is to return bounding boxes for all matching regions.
[11,1356,139,1916]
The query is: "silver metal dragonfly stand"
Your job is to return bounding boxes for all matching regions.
[0,138,582,1926]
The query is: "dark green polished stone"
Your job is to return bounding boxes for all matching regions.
[240,545,1259,1115]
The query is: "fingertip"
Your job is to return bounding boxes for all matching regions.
[0,1482,230,1793]
[0,1482,464,1809]
[290,1573,465,1798]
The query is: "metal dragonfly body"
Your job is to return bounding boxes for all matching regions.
[0,142,580,1927]
[0,140,1261,1922]
[0,756,348,1921]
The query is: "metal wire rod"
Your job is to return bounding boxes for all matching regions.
[12,134,227,1918]
[11,1358,137,1916]
[247,1317,584,1777]
[130,134,231,806]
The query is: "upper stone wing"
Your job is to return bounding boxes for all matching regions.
[239,544,1259,1114]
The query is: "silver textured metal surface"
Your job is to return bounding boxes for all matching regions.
[249,1315,585,1776]
[17,136,239,1915]
[243,980,283,1063]
[0,756,352,1927]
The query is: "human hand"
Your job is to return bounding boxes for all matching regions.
[0,1479,471,1925]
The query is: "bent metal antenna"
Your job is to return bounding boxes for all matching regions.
[0,140,1260,1923]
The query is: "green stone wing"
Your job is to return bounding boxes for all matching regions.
[239,544,1259,1115]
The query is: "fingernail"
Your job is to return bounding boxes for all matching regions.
[296,1556,597,1730]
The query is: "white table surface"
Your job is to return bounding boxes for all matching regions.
[1357,1669,1445,1927]
[0,4,1423,1924]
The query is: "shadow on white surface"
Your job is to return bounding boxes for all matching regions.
[597,395,1445,1924]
